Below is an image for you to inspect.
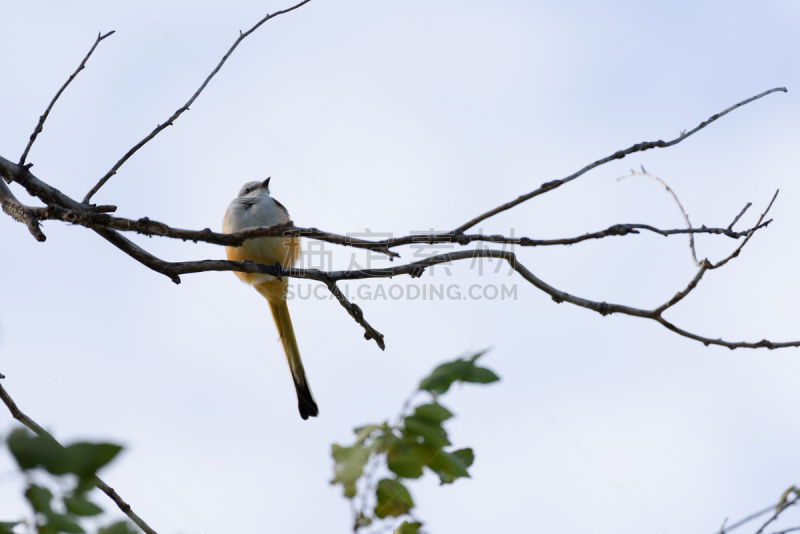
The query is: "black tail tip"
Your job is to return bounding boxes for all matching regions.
[298,398,319,420]
[297,386,319,420]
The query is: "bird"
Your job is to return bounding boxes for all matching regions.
[222,177,319,420]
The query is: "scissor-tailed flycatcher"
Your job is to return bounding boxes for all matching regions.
[222,177,319,420]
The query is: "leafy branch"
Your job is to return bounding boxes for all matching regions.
[0,376,155,534]
[331,352,500,533]
[0,428,134,534]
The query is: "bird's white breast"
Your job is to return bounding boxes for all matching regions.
[224,195,289,231]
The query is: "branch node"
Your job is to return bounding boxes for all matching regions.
[194,228,213,242]
[597,302,613,316]
[410,267,426,278]
[540,179,562,190]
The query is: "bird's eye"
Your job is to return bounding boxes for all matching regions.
[244,188,251,194]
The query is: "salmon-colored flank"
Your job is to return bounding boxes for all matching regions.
[223,211,301,303]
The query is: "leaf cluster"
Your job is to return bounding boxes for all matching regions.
[2,429,135,534]
[331,352,499,533]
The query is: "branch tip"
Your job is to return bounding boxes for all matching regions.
[19,30,114,166]
[455,87,787,233]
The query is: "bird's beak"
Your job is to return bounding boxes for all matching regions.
[259,177,271,190]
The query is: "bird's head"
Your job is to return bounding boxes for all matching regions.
[237,177,271,198]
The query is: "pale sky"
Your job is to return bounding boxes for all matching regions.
[2,1,800,533]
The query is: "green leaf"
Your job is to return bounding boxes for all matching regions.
[331,444,371,498]
[386,440,430,479]
[0,522,19,534]
[98,522,137,534]
[64,496,103,517]
[73,479,96,497]
[374,478,414,519]
[24,484,54,514]
[452,448,475,469]
[8,429,69,475]
[64,443,122,479]
[427,449,472,484]
[353,424,383,444]
[418,352,499,395]
[413,403,453,424]
[403,416,449,449]
[394,520,422,534]
[7,429,122,480]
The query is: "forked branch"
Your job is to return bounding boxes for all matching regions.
[143,191,787,351]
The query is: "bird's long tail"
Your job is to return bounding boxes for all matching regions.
[268,300,319,420]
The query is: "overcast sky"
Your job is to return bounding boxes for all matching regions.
[2,1,800,533]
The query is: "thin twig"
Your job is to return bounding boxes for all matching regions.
[727,202,752,231]
[716,503,780,533]
[454,87,787,234]
[619,167,700,266]
[82,0,313,203]
[0,376,158,534]
[653,259,710,315]
[754,496,800,534]
[19,31,115,167]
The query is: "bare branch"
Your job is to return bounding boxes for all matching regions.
[0,179,45,241]
[0,154,182,283]
[18,31,115,166]
[325,280,385,350]
[30,211,401,258]
[1,155,87,210]
[8,147,780,351]
[21,205,767,257]
[136,244,799,351]
[1,82,791,352]
[619,167,700,266]
[454,87,787,234]
[82,0,313,203]
[0,375,158,534]
[653,259,710,315]
[93,225,182,284]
